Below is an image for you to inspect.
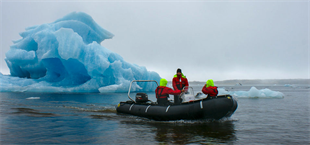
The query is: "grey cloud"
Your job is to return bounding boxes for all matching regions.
[1,1,308,81]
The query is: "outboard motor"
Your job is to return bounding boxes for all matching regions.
[135,93,148,103]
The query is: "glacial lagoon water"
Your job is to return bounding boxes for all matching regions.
[0,81,309,144]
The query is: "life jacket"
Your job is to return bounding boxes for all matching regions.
[175,81,185,90]
[173,74,187,90]
[208,86,218,97]
[156,87,169,99]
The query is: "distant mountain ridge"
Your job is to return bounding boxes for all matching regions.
[168,79,310,85]
[212,79,309,85]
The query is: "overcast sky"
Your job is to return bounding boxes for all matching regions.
[0,0,309,81]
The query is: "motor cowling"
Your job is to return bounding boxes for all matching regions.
[135,93,148,103]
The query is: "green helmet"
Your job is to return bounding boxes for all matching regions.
[160,78,168,87]
[206,79,214,87]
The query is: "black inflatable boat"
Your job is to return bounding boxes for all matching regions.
[116,80,238,121]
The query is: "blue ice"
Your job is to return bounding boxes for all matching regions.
[1,12,160,93]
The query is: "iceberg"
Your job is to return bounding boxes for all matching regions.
[284,84,297,88]
[1,12,161,93]
[218,87,284,98]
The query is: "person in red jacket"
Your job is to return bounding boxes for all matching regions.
[172,68,189,104]
[155,78,183,105]
[202,79,218,97]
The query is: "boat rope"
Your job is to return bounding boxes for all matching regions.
[145,105,151,113]
[129,104,134,111]
[166,105,171,112]
[200,101,203,109]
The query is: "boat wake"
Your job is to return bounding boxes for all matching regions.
[62,105,117,113]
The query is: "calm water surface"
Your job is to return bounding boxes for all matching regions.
[0,83,309,144]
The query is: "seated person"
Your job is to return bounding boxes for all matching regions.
[155,78,183,105]
[202,79,218,97]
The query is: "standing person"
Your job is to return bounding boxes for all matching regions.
[155,78,183,105]
[202,79,218,97]
[172,68,189,104]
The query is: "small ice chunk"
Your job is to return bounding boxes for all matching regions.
[218,86,284,98]
[26,97,40,99]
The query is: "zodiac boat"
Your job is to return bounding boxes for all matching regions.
[116,80,238,121]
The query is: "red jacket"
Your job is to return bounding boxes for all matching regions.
[202,84,218,97]
[172,74,189,90]
[155,86,182,99]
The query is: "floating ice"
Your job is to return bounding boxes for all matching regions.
[26,97,40,99]
[218,87,284,98]
[284,84,297,88]
[1,12,160,93]
[235,83,242,86]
